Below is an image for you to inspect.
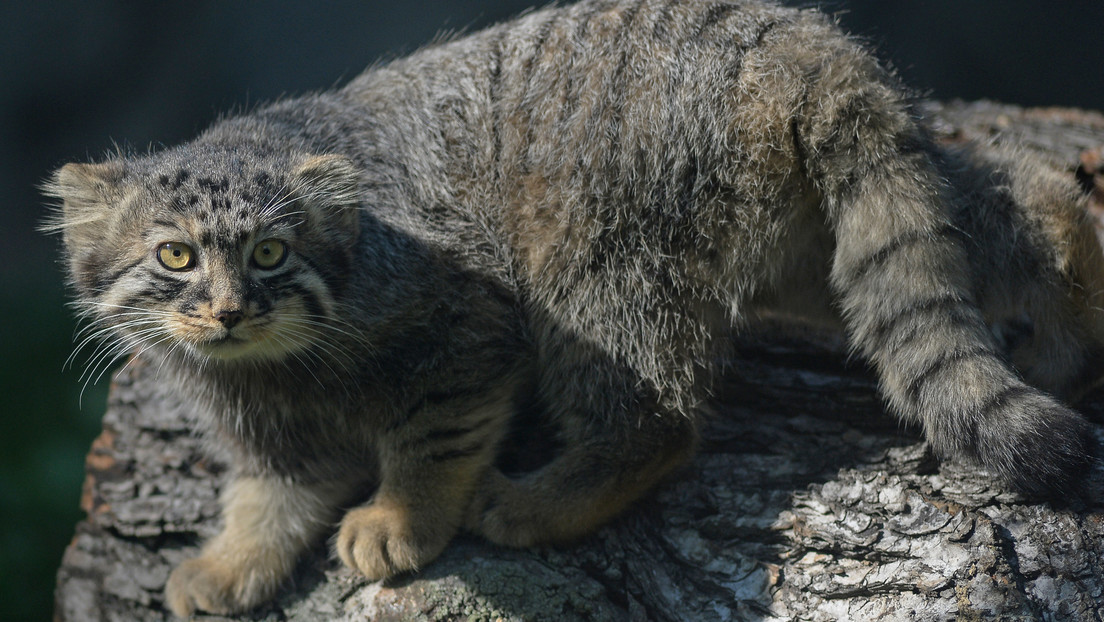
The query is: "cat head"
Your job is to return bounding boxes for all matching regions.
[43,144,362,366]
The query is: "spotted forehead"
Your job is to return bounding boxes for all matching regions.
[150,166,291,217]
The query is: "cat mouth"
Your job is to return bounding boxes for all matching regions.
[172,316,304,362]
[192,331,259,358]
[209,334,246,346]
[209,331,245,344]
[192,327,298,362]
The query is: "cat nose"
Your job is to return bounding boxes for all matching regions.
[215,310,244,329]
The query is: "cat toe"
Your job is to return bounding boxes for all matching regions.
[336,503,451,580]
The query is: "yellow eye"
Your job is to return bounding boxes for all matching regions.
[157,242,195,271]
[252,239,286,269]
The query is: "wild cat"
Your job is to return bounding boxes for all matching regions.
[44,0,1103,617]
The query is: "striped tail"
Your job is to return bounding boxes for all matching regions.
[830,153,1090,495]
[797,51,1091,496]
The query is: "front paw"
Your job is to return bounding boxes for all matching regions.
[336,503,452,581]
[165,554,281,618]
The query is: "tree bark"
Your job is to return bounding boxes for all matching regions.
[55,102,1104,622]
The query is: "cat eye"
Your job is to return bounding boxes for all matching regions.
[157,242,195,271]
[252,239,287,269]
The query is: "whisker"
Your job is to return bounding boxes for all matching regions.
[78,301,179,316]
[72,315,164,345]
[259,184,298,218]
[272,320,362,395]
[114,333,178,383]
[269,331,329,390]
[78,320,166,375]
[67,319,164,370]
[278,323,361,374]
[294,315,369,342]
[78,325,166,384]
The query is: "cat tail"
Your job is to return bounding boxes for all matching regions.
[798,47,1091,496]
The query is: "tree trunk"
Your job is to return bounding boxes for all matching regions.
[54,101,1104,622]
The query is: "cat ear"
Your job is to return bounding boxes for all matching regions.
[41,161,132,296]
[291,154,360,208]
[41,161,127,235]
[291,154,360,237]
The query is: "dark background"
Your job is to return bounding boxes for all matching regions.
[2,1,1101,619]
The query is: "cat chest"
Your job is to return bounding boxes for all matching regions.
[192,378,385,480]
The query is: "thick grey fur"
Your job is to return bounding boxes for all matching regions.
[44,0,1102,616]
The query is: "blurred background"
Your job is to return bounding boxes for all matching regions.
[2,0,1101,619]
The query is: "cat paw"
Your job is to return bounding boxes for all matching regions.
[465,470,546,548]
[336,503,450,580]
[165,555,279,618]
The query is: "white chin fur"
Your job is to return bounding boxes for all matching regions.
[190,333,305,363]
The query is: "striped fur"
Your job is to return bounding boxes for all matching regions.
[45,0,1101,616]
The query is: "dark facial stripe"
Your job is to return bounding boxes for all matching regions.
[137,269,189,303]
[295,252,347,295]
[243,279,274,317]
[271,280,326,320]
[175,280,209,314]
[194,232,241,256]
[89,257,144,294]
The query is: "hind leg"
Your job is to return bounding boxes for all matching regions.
[998,289,1102,402]
[471,421,697,547]
[467,347,699,547]
[957,144,1104,401]
[466,287,716,547]
[1003,156,1104,401]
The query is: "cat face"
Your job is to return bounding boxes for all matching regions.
[45,146,361,366]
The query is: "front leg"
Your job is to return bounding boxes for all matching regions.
[165,476,349,618]
[336,388,512,580]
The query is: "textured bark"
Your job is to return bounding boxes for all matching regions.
[55,102,1104,622]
